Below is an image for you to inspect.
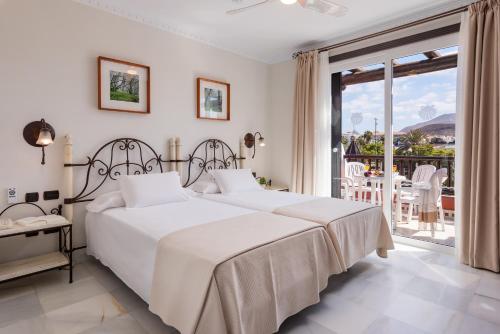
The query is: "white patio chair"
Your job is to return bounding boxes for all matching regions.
[345,162,371,202]
[398,164,436,219]
[400,168,448,232]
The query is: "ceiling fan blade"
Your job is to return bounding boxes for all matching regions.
[226,0,272,15]
[297,0,348,16]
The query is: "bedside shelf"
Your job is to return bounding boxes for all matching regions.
[0,252,69,282]
[0,221,71,238]
[0,203,73,284]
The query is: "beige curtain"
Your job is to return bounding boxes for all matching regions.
[460,0,500,272]
[292,51,319,194]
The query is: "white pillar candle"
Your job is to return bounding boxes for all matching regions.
[168,138,176,172]
[63,135,74,222]
[239,139,246,169]
[175,137,183,179]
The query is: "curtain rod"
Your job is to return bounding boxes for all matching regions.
[293,4,469,58]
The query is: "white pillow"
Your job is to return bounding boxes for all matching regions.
[86,191,125,213]
[210,169,263,194]
[119,172,189,208]
[190,180,221,194]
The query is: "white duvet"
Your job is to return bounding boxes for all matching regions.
[86,197,254,302]
[202,190,317,212]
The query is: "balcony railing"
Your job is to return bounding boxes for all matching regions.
[344,154,455,188]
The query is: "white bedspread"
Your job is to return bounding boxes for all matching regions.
[202,190,316,212]
[202,190,394,269]
[85,198,254,302]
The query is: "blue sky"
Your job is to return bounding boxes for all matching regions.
[341,46,458,134]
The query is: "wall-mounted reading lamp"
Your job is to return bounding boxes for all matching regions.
[244,132,265,159]
[23,118,55,165]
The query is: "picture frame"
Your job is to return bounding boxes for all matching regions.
[98,56,150,114]
[196,77,230,121]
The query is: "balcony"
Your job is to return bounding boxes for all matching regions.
[343,154,455,247]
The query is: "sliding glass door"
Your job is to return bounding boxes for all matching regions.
[391,46,457,247]
[330,33,459,249]
[331,63,386,212]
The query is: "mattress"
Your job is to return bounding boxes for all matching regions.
[85,197,254,302]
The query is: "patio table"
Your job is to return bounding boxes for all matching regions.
[354,174,407,220]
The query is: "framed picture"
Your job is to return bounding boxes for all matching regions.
[197,78,230,121]
[98,56,150,114]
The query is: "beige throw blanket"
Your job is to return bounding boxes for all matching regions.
[149,212,342,334]
[273,198,394,270]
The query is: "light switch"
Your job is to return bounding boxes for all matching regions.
[7,187,17,204]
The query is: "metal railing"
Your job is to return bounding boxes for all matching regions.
[344,154,455,187]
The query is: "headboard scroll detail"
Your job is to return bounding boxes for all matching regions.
[63,137,246,204]
[183,139,245,187]
[64,138,168,204]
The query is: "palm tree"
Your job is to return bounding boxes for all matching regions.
[396,129,427,155]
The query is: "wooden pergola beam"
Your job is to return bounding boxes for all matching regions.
[423,50,440,59]
[342,54,457,87]
[349,68,363,73]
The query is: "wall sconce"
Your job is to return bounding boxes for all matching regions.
[23,118,55,165]
[244,132,265,159]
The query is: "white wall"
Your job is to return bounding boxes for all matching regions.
[269,60,296,188]
[0,0,272,262]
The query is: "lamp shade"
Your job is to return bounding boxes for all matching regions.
[36,128,54,146]
[258,137,266,147]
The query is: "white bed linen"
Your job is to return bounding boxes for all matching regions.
[86,198,254,302]
[202,190,317,212]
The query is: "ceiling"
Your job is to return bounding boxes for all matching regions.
[74,0,465,64]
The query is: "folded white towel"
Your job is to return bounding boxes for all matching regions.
[16,215,67,227]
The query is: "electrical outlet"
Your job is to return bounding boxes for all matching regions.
[43,190,59,201]
[7,187,17,204]
[25,192,39,203]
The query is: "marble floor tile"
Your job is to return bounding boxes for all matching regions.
[402,276,446,304]
[362,316,427,334]
[110,286,147,313]
[37,277,107,312]
[364,266,415,289]
[80,314,148,334]
[0,291,44,328]
[83,262,127,292]
[305,298,379,334]
[455,314,500,334]
[130,306,179,334]
[44,293,126,334]
[348,281,400,313]
[417,263,481,290]
[466,294,500,326]
[35,264,92,290]
[438,284,474,312]
[0,283,35,304]
[279,314,337,334]
[476,276,500,300]
[0,316,51,334]
[383,292,461,334]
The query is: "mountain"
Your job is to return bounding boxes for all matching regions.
[418,123,455,136]
[400,113,455,133]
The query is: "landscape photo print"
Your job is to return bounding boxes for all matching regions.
[98,57,150,114]
[197,78,230,121]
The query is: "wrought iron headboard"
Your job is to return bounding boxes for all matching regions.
[183,138,244,187]
[63,137,244,204]
[64,138,168,204]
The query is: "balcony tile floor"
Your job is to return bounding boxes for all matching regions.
[1,244,499,334]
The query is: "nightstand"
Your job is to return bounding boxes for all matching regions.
[264,184,290,192]
[0,203,73,284]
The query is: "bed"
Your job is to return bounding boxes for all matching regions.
[201,190,394,270]
[63,137,344,334]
